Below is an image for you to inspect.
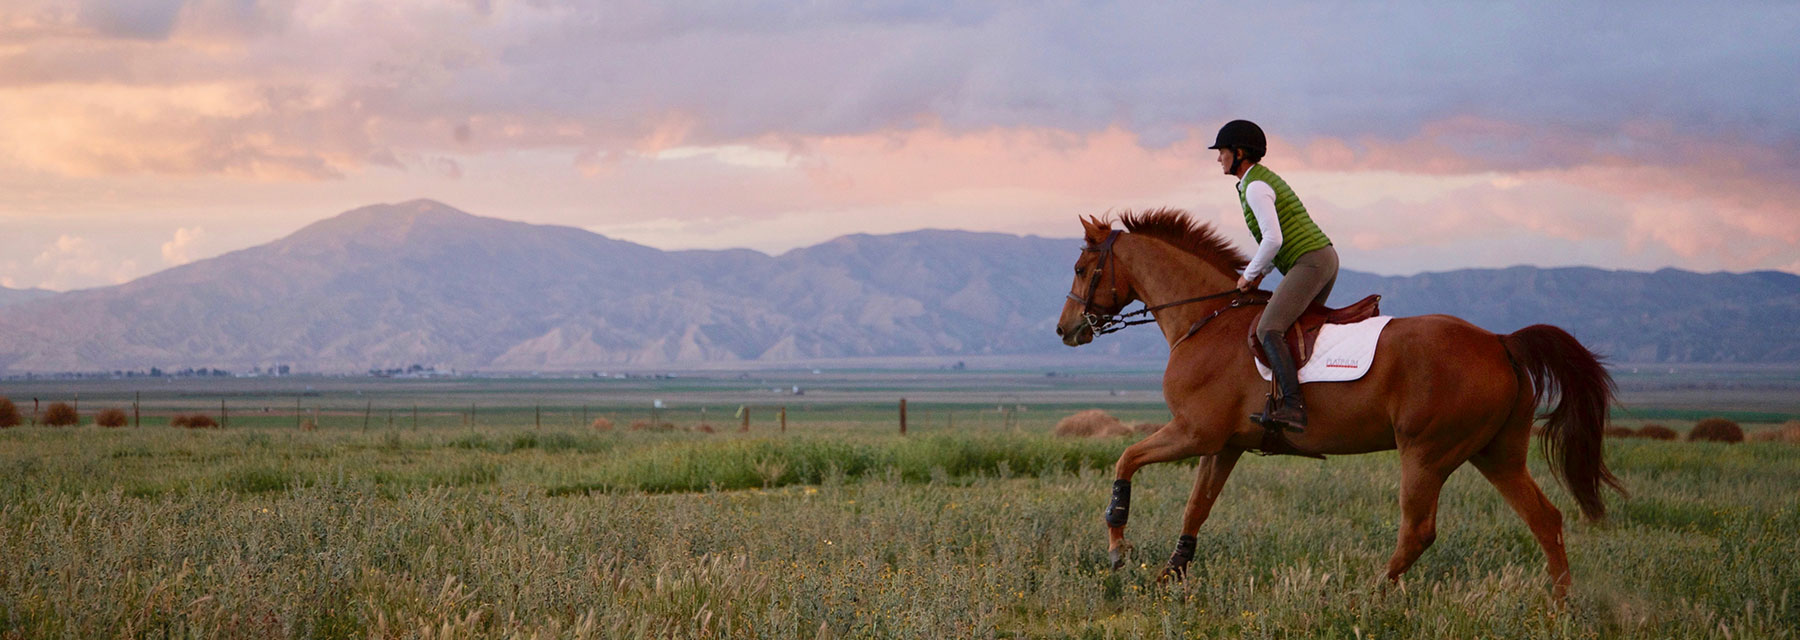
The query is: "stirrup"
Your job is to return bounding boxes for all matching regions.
[1251,394,1305,434]
[1252,410,1306,434]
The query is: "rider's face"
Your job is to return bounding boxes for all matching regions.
[1216,148,1235,175]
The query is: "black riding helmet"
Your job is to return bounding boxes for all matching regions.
[1209,119,1266,174]
[1209,119,1266,154]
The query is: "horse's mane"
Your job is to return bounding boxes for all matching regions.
[1111,208,1248,276]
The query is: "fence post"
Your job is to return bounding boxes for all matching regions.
[899,398,907,435]
[134,392,141,428]
[740,406,750,432]
[221,398,228,429]
[779,407,787,433]
[535,403,541,430]
[362,400,372,432]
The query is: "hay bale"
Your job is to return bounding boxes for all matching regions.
[1053,410,1131,438]
[42,402,79,427]
[95,408,129,428]
[1748,421,1800,444]
[1688,417,1743,443]
[590,417,615,431]
[629,419,676,432]
[1634,424,1679,440]
[1603,425,1635,438]
[171,414,219,429]
[1132,422,1163,436]
[0,397,20,428]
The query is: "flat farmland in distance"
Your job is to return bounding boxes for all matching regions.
[2,367,1797,638]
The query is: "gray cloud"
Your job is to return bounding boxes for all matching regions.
[5,0,1796,178]
[77,0,184,40]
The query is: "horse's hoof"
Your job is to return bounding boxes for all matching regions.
[1155,565,1185,585]
[1107,542,1131,570]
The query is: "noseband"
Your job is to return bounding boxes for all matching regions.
[1068,229,1262,337]
[1068,230,1135,334]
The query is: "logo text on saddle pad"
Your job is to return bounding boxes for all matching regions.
[1254,316,1393,383]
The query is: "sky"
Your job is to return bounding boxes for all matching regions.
[2,1,1797,291]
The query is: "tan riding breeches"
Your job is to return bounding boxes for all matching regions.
[1256,245,1339,337]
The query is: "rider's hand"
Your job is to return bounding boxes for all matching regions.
[1236,273,1262,292]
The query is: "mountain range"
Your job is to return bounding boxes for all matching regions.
[0,199,1795,373]
[0,286,55,308]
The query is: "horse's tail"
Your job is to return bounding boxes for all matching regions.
[1502,324,1626,520]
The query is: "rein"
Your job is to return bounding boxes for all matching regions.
[1068,230,1266,338]
[1088,289,1257,337]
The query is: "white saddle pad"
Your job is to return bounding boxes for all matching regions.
[1255,316,1393,383]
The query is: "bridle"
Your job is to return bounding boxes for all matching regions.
[1066,230,1125,330]
[1068,229,1264,338]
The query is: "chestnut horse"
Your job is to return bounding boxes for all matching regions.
[1054,210,1623,598]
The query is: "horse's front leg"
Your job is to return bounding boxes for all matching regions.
[1158,447,1244,583]
[1105,423,1214,569]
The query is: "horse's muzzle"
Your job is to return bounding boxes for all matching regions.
[1057,320,1094,347]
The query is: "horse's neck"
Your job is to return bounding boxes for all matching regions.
[1117,237,1241,346]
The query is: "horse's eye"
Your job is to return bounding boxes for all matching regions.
[1075,267,1085,276]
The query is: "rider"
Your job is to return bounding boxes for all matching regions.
[1210,119,1337,432]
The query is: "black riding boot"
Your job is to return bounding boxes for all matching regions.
[1257,331,1307,432]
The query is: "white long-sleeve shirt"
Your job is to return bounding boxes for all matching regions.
[1238,168,1282,281]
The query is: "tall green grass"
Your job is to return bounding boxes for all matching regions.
[1,426,1795,638]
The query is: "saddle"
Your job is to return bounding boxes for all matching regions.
[1248,294,1382,369]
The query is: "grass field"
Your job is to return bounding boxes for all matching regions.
[2,372,1798,638]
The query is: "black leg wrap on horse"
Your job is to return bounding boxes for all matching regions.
[1171,535,1197,565]
[1163,535,1199,582]
[1103,479,1131,528]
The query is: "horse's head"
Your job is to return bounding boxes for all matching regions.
[1057,216,1139,346]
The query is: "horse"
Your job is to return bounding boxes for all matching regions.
[1053,210,1623,599]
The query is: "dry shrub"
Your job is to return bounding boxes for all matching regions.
[300,420,318,432]
[589,417,615,431]
[693,423,716,433]
[95,408,129,428]
[1053,409,1132,438]
[171,414,219,429]
[1688,417,1744,443]
[1635,424,1679,440]
[1748,420,1800,444]
[1603,425,1635,438]
[0,397,20,428]
[42,402,79,427]
[1132,422,1163,436]
[629,420,676,432]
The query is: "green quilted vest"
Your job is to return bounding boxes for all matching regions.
[1237,164,1332,274]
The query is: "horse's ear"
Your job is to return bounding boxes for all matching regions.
[1081,216,1112,246]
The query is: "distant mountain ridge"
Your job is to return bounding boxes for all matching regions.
[0,199,1795,372]
[0,286,55,308]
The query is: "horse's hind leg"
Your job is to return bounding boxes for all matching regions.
[1470,447,1571,600]
[1384,456,1449,583]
